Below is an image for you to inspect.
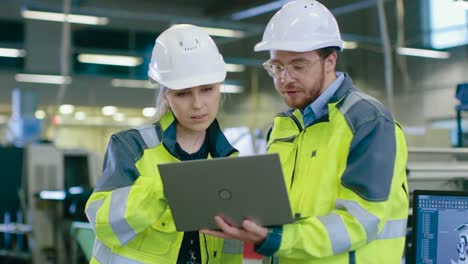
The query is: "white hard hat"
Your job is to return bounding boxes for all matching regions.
[148,24,226,90]
[254,0,343,52]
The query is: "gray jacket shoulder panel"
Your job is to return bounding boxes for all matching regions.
[338,92,397,201]
[338,91,393,134]
[94,125,160,191]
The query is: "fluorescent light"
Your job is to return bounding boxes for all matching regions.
[22,10,108,25]
[396,47,450,59]
[343,41,358,49]
[403,126,426,135]
[142,107,156,117]
[200,27,245,38]
[74,111,87,121]
[0,48,26,58]
[35,110,46,119]
[221,84,243,93]
[39,190,66,200]
[69,186,84,194]
[111,78,157,89]
[15,73,72,84]
[231,0,287,20]
[128,117,146,126]
[78,54,143,67]
[225,63,246,72]
[452,0,468,9]
[102,106,117,116]
[113,113,125,122]
[59,104,75,115]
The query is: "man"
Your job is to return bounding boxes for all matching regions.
[202,1,409,263]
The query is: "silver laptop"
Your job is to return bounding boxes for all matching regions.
[158,153,293,231]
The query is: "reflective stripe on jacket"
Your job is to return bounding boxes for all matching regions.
[85,112,243,263]
[266,74,409,264]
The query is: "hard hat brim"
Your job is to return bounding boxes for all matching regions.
[254,40,343,52]
[150,71,226,90]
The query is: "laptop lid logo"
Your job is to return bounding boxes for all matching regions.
[218,188,232,200]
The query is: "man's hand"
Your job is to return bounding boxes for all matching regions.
[201,215,269,245]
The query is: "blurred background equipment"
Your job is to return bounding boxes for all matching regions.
[456,83,468,147]
[6,88,42,147]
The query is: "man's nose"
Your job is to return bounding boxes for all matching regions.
[280,67,294,83]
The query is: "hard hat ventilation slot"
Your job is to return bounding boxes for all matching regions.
[179,39,199,51]
[304,2,314,8]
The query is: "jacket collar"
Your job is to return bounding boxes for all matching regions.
[329,72,357,104]
[157,112,237,158]
[272,72,357,132]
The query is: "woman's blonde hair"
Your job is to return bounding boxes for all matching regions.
[152,83,225,122]
[153,85,170,122]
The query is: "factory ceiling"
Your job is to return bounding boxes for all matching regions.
[0,0,466,122]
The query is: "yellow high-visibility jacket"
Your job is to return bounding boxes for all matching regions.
[259,74,409,263]
[85,112,243,264]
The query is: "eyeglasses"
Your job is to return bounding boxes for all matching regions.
[262,59,321,79]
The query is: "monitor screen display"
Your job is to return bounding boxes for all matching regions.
[412,190,468,264]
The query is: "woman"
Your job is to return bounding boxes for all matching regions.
[85,24,243,264]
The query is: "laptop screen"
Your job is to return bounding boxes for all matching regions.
[412,190,468,264]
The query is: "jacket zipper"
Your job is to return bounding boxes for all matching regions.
[288,113,303,189]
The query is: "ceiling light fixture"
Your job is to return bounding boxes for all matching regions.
[74,111,87,121]
[128,117,146,126]
[111,78,157,89]
[78,54,143,67]
[0,48,26,58]
[113,113,125,122]
[452,0,468,10]
[15,73,72,84]
[396,47,450,59]
[231,0,288,20]
[221,84,244,94]
[225,63,246,72]
[38,190,66,200]
[21,9,109,25]
[142,107,156,117]
[343,41,359,49]
[200,27,245,38]
[35,110,46,119]
[102,106,118,116]
[59,104,75,115]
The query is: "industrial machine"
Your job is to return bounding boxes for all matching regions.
[0,144,99,264]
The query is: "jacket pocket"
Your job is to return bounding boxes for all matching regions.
[151,203,177,233]
[136,227,178,256]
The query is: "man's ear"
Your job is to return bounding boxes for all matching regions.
[324,52,337,73]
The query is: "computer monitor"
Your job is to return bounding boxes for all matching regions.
[62,149,99,221]
[64,154,91,188]
[412,190,468,264]
[63,149,100,189]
